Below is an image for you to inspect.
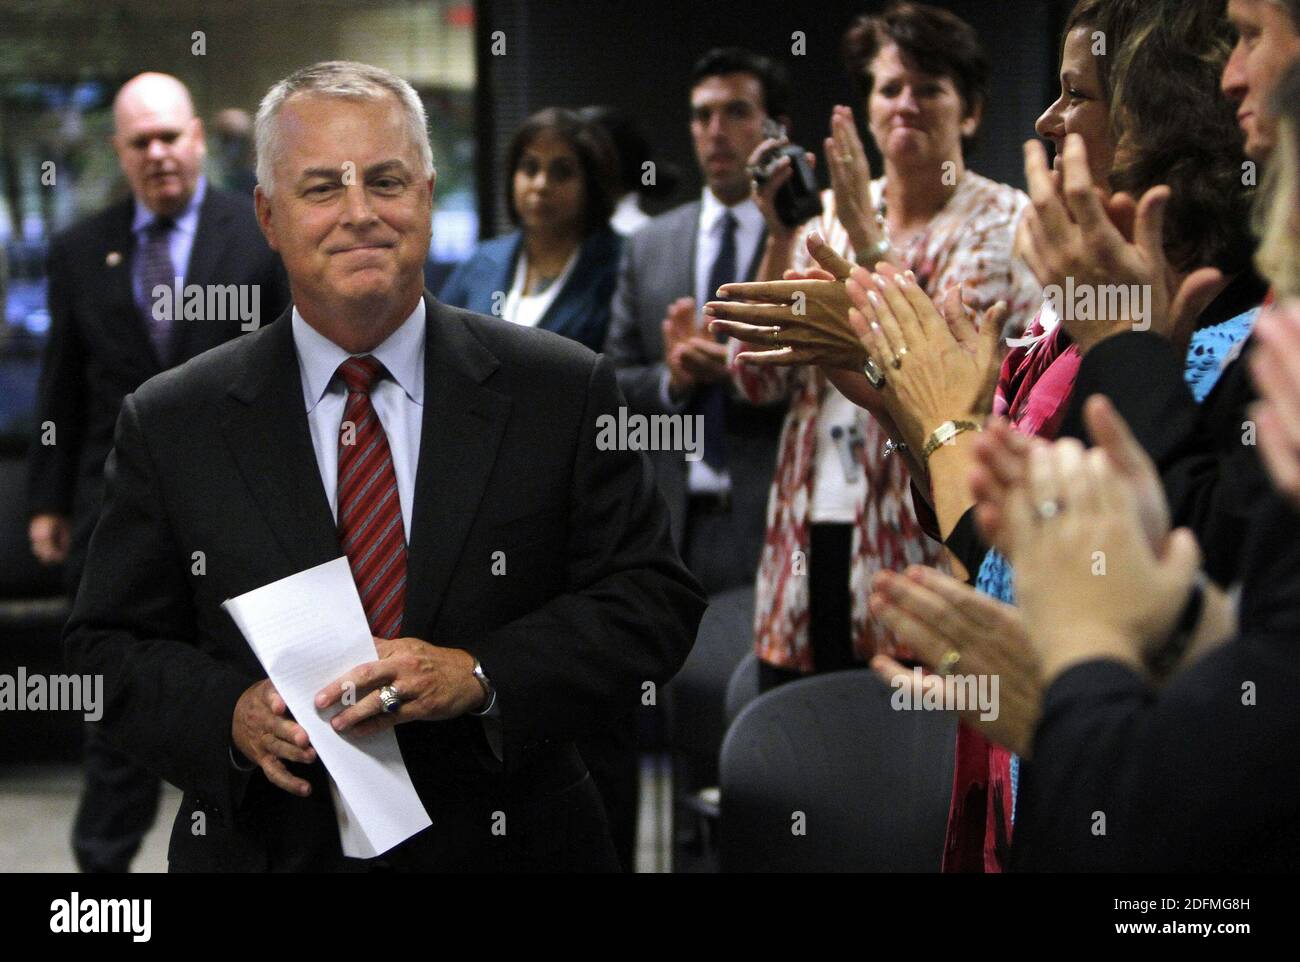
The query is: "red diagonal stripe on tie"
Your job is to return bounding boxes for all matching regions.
[336,356,407,637]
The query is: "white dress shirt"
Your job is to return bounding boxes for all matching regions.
[610,193,650,236]
[664,188,765,495]
[292,300,426,544]
[288,298,501,738]
[694,187,765,312]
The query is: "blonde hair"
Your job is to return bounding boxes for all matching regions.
[1254,65,1300,298]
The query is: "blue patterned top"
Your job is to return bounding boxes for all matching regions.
[976,305,1258,825]
[974,549,1018,818]
[1185,308,1260,402]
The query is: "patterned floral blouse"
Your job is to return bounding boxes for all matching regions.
[730,173,1042,671]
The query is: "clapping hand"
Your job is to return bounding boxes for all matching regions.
[869,565,1042,756]
[704,232,862,369]
[1019,135,1223,356]
[970,395,1170,555]
[999,430,1200,684]
[845,265,1006,451]
[824,105,885,264]
[663,297,728,399]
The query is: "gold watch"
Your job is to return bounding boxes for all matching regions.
[921,419,982,463]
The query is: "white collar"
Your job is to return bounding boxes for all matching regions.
[291,297,426,413]
[699,187,762,236]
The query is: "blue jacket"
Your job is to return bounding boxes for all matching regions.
[438,227,622,351]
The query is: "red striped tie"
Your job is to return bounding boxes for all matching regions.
[336,356,407,638]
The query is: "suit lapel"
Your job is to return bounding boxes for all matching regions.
[401,295,510,635]
[537,232,590,339]
[683,201,702,298]
[100,200,160,372]
[221,310,341,573]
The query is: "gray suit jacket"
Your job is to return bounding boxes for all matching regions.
[602,200,783,576]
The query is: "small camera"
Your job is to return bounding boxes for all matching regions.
[752,120,823,229]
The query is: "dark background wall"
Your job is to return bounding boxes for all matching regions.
[475,0,1076,234]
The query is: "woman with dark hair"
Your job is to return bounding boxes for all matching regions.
[439,107,621,350]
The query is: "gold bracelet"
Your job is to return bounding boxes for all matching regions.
[921,419,982,463]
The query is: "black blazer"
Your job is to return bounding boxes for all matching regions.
[27,187,290,581]
[1058,274,1271,586]
[62,295,705,871]
[1011,491,1300,872]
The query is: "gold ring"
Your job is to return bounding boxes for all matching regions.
[895,346,909,365]
[839,153,853,163]
[937,650,961,677]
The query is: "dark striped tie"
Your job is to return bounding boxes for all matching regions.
[336,356,407,638]
[136,216,177,364]
[693,210,737,469]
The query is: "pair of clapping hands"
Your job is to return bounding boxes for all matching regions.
[869,397,1203,758]
[662,296,729,401]
[704,230,1003,459]
[862,297,1300,760]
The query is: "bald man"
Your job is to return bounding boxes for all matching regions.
[27,72,289,872]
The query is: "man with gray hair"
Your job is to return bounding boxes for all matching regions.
[64,61,704,872]
[28,70,289,873]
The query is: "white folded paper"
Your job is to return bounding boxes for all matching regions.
[222,556,432,858]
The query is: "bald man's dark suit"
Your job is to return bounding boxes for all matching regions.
[27,184,288,873]
[28,186,290,584]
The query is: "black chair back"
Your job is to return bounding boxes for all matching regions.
[719,669,956,872]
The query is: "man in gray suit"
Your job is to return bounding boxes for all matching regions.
[604,48,788,593]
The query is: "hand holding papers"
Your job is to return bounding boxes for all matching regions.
[222,557,431,858]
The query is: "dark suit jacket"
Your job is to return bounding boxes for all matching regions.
[27,187,290,583]
[1058,275,1270,587]
[602,200,783,572]
[1011,491,1300,872]
[438,227,622,351]
[62,294,706,872]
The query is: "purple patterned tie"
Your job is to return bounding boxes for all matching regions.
[136,216,177,364]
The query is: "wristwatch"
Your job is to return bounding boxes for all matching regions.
[469,657,497,716]
[922,419,982,463]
